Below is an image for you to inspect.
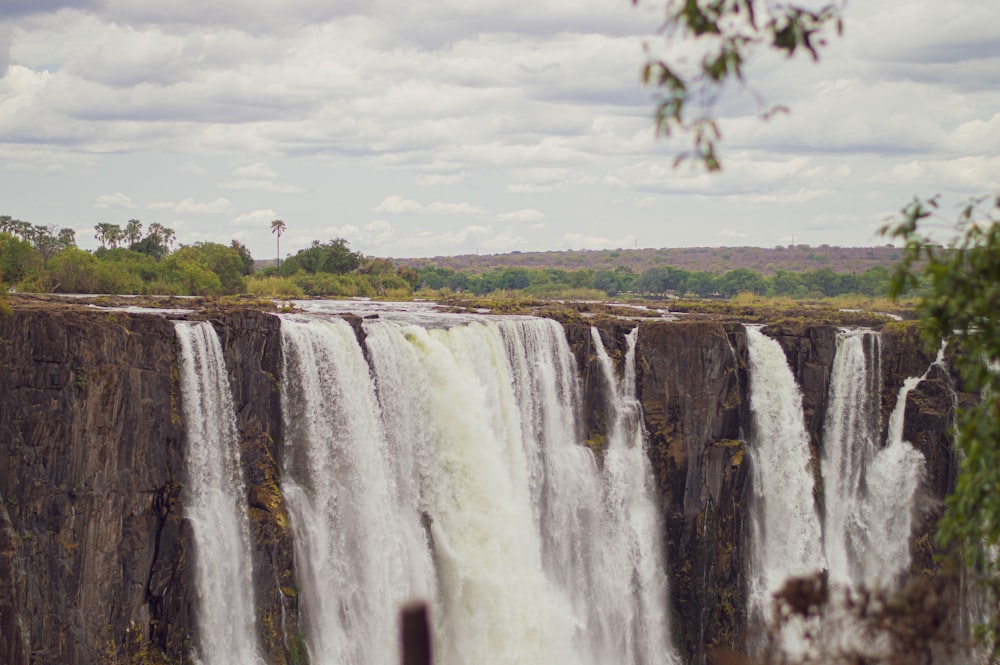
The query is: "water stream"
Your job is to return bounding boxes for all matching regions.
[174,320,263,665]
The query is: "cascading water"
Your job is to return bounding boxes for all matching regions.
[173,321,263,665]
[278,315,419,665]
[744,327,825,647]
[821,330,883,588]
[821,329,928,591]
[590,326,675,665]
[277,311,679,665]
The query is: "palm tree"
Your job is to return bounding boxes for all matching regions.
[271,219,286,270]
[125,219,143,248]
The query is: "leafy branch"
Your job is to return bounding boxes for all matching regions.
[638,0,843,171]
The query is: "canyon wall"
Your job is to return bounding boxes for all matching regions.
[0,302,959,664]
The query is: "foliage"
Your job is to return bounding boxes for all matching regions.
[167,243,246,295]
[230,240,255,275]
[245,275,306,298]
[638,0,843,170]
[887,194,1000,654]
[281,238,362,276]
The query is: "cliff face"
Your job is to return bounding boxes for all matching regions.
[0,307,187,665]
[0,303,962,665]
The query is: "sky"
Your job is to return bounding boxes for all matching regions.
[1,0,998,261]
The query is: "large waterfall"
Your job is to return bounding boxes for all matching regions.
[275,311,678,665]
[744,327,825,643]
[174,321,263,665]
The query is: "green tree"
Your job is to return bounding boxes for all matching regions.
[124,219,143,247]
[94,222,122,249]
[271,219,286,269]
[230,240,255,275]
[887,195,1000,651]
[166,243,246,295]
[282,238,361,276]
[0,233,38,284]
[134,223,175,260]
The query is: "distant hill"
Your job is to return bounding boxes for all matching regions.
[395,245,905,276]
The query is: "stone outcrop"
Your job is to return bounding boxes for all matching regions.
[0,300,964,665]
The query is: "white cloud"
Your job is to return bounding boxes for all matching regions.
[373,195,423,214]
[148,197,233,214]
[231,162,279,179]
[873,157,1000,193]
[559,232,636,250]
[497,208,546,222]
[426,201,487,215]
[217,179,305,193]
[232,208,279,226]
[94,192,137,209]
[372,195,487,216]
[326,219,396,248]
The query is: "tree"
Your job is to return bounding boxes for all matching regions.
[230,240,255,275]
[95,222,123,249]
[136,223,175,260]
[282,238,361,276]
[29,224,64,270]
[638,0,843,170]
[271,219,286,269]
[887,196,1000,596]
[124,219,143,248]
[166,242,246,295]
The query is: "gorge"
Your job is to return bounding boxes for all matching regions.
[0,297,960,664]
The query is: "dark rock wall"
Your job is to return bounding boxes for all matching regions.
[635,321,749,665]
[0,307,962,665]
[0,308,189,665]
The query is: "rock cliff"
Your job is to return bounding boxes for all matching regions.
[0,299,962,664]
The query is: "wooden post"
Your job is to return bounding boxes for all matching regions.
[400,601,432,665]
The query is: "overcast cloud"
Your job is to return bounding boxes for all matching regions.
[1,0,998,260]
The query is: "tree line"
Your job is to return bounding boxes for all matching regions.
[416,263,895,299]
[0,214,899,299]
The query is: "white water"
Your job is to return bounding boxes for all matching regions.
[590,327,676,665]
[822,330,929,590]
[174,321,263,665]
[744,327,825,641]
[821,330,883,588]
[279,316,417,665]
[278,312,679,665]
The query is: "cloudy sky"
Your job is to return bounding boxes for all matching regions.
[1,1,998,261]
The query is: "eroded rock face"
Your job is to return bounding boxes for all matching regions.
[0,304,963,665]
[0,308,188,665]
[632,321,749,664]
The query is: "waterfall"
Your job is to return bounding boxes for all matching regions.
[821,330,883,588]
[744,327,825,644]
[279,315,416,665]
[277,312,679,665]
[173,321,263,665]
[860,355,930,589]
[590,326,676,665]
[822,329,928,590]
